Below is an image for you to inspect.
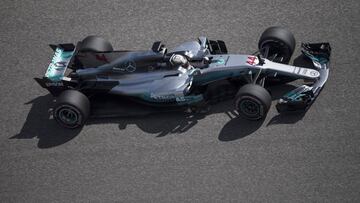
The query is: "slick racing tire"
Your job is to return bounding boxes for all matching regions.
[53,90,90,129]
[235,84,271,120]
[258,26,296,84]
[258,26,295,63]
[79,36,113,52]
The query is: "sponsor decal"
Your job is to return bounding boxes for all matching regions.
[310,70,320,77]
[113,60,137,73]
[176,96,186,102]
[54,61,67,68]
[46,47,74,81]
[215,58,225,64]
[45,81,64,87]
[96,54,109,63]
[150,93,186,103]
[150,93,176,101]
[246,56,258,65]
[124,60,136,72]
[112,66,125,71]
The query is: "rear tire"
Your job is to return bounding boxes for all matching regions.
[79,36,113,52]
[53,90,90,129]
[235,84,271,120]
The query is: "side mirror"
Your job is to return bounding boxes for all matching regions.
[151,41,164,53]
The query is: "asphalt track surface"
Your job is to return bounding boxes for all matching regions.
[1,0,359,202]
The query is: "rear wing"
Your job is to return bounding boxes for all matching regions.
[46,43,75,81]
[34,43,77,96]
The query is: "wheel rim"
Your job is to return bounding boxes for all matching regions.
[239,99,261,117]
[57,105,80,126]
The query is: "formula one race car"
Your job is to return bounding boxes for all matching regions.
[35,26,331,128]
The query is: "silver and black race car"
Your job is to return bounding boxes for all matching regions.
[35,26,331,128]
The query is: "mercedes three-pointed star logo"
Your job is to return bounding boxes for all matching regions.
[122,60,136,72]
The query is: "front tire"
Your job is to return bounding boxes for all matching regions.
[258,26,295,63]
[235,84,271,120]
[258,26,296,84]
[53,90,90,129]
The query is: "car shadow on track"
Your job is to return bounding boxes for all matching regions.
[12,83,305,148]
[87,100,264,141]
[10,95,82,149]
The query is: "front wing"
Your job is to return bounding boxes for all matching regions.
[276,43,331,112]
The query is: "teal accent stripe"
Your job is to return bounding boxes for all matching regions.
[45,47,74,81]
